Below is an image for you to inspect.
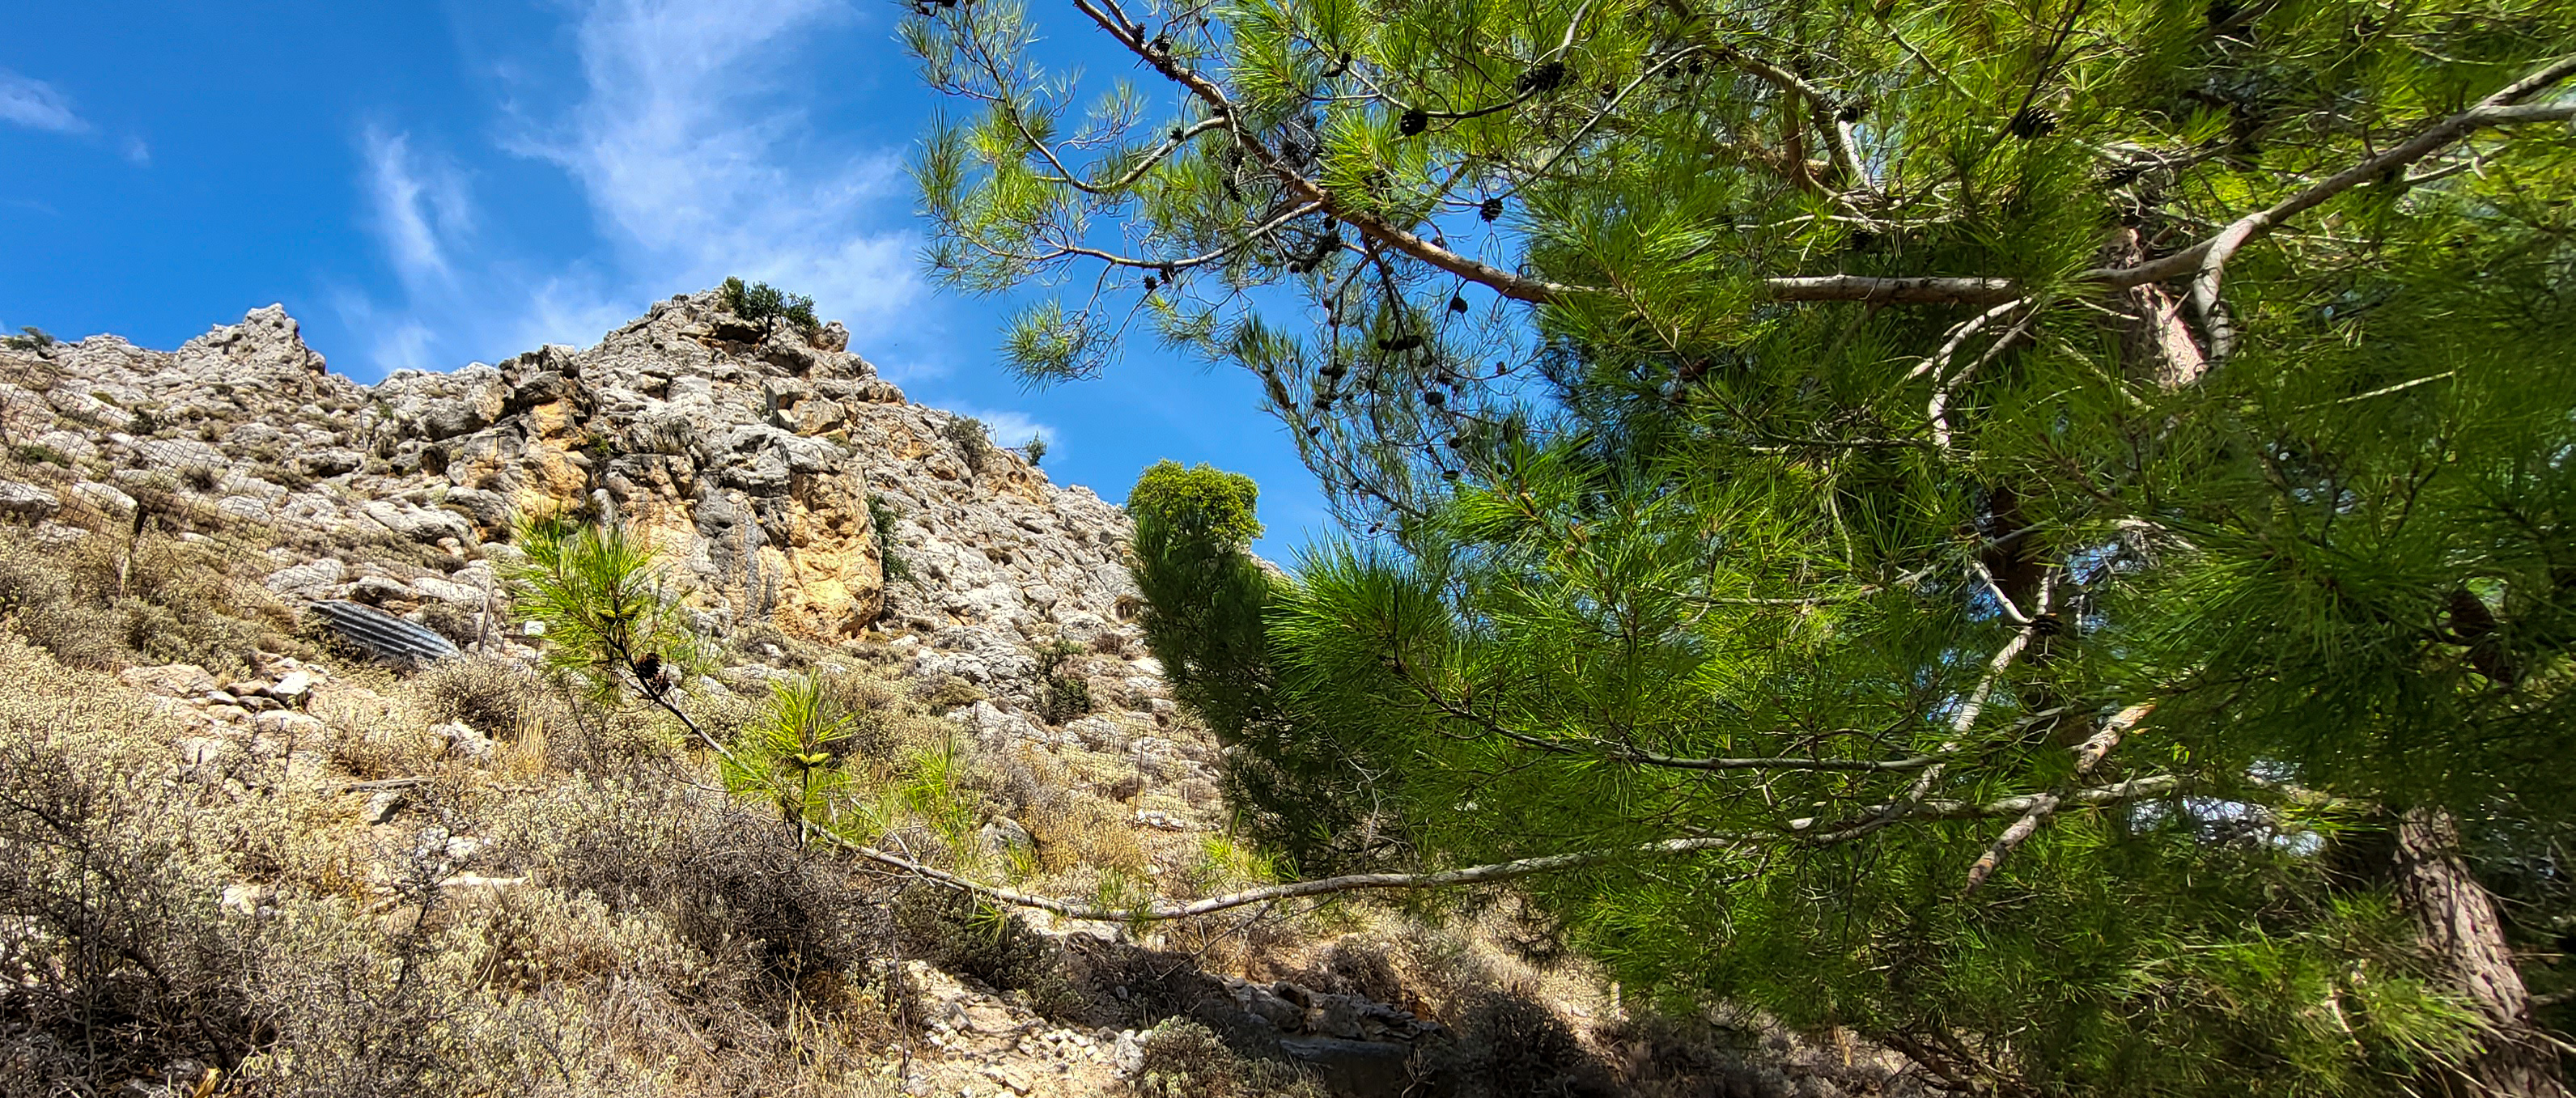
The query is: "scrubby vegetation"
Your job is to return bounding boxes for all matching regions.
[942,413,992,474]
[0,494,1769,1095]
[716,277,818,337]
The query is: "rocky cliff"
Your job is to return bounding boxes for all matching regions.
[1,290,1153,719]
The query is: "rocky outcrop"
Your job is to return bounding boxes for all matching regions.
[1,290,1151,712]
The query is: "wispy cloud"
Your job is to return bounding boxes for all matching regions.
[360,125,474,289]
[343,0,921,379]
[519,0,920,329]
[0,69,90,134]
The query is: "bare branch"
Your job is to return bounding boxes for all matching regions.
[821,830,1746,922]
[2105,53,2576,303]
[1725,50,1874,194]
[1905,298,2026,383]
[1768,276,2020,305]
[1024,201,1326,271]
[1033,116,1229,195]
[1960,702,2154,895]
[1788,774,2181,834]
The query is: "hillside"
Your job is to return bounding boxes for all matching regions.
[0,293,1897,1097]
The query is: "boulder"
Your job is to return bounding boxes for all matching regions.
[121,663,219,697]
[0,479,61,519]
[265,558,346,595]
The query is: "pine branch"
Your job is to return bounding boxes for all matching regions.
[1068,0,1581,305]
[1959,702,2154,895]
[1766,276,2020,305]
[1033,117,1230,195]
[1396,654,1946,774]
[1009,201,1326,271]
[821,768,2188,922]
[1793,774,2184,837]
[1780,53,2576,308]
[2171,57,2576,361]
[1723,49,1874,195]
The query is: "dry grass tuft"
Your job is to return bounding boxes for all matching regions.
[1127,1019,1328,1098]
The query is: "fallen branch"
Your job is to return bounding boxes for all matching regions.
[820,830,1747,922]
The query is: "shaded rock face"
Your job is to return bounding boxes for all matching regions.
[14,291,1142,668]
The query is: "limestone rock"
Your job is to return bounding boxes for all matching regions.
[265,558,346,595]
[0,480,60,520]
[979,816,1037,862]
[121,663,219,697]
[363,788,405,825]
[5,287,1159,722]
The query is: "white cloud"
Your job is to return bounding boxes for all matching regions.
[342,0,922,379]
[121,136,150,166]
[0,70,87,134]
[512,0,921,333]
[359,125,474,289]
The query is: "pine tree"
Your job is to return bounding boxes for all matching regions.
[911,2,2576,1091]
[1124,460,1408,871]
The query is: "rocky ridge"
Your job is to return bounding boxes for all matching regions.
[0,291,1157,721]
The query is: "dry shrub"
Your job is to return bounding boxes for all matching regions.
[316,685,450,781]
[0,602,933,1098]
[543,694,685,775]
[912,673,984,710]
[510,778,887,994]
[817,668,908,761]
[412,653,547,738]
[1102,771,1147,803]
[728,619,816,668]
[1425,991,1616,1098]
[1026,793,1148,875]
[0,523,294,676]
[0,541,122,668]
[0,638,268,1089]
[1127,1019,1328,1098]
[892,887,1080,1015]
[417,600,483,647]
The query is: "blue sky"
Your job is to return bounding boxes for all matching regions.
[0,1,1330,557]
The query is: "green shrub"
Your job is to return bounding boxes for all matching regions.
[1034,638,1093,724]
[1126,460,1261,548]
[719,277,820,336]
[869,497,911,583]
[0,325,53,350]
[943,414,993,473]
[1022,435,1048,466]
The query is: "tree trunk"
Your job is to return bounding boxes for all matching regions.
[2100,226,2209,391]
[2394,808,2566,1098]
